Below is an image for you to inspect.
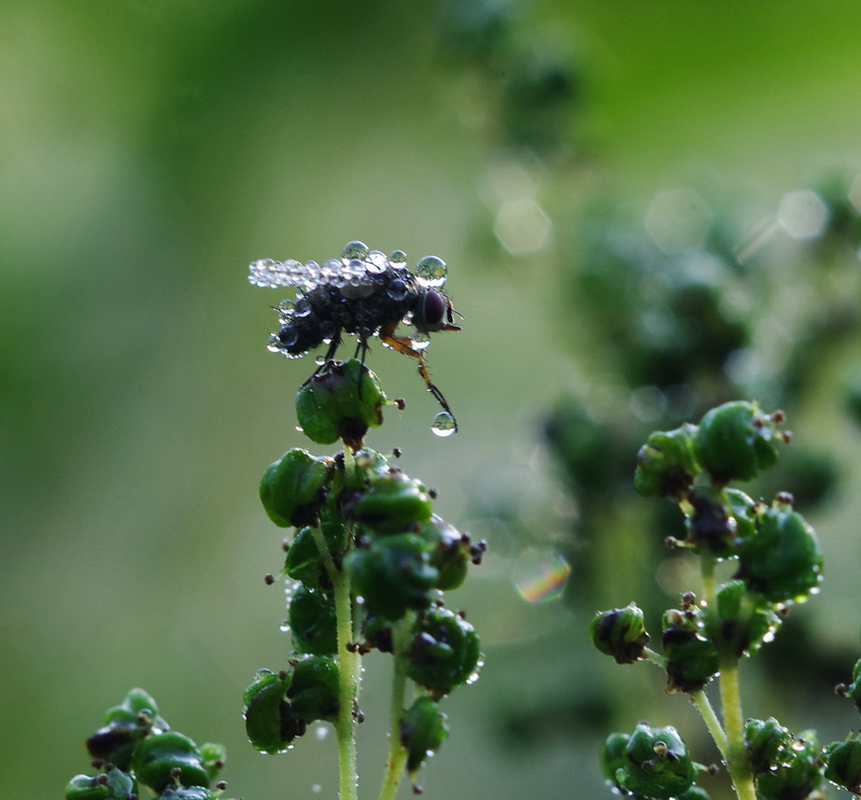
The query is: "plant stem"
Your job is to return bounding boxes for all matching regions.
[331,559,360,800]
[377,613,414,800]
[718,658,756,800]
[691,689,728,761]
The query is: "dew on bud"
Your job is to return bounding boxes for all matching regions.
[431,412,457,437]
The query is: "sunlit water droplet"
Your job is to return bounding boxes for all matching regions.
[431,411,456,437]
[415,254,447,288]
[342,240,369,260]
[513,550,571,603]
[314,723,329,741]
[389,249,407,264]
[279,619,291,633]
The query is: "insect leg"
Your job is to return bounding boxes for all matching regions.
[303,330,343,386]
[379,323,458,432]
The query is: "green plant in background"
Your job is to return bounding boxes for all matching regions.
[244,242,484,799]
[64,688,234,800]
[592,399,861,799]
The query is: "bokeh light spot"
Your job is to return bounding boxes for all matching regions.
[513,549,571,603]
[777,190,829,239]
[644,188,712,253]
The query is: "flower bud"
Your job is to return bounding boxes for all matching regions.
[288,585,337,655]
[736,496,823,603]
[634,423,700,497]
[295,359,387,449]
[283,527,328,589]
[242,669,305,754]
[65,769,136,800]
[406,607,481,697]
[715,580,782,657]
[614,722,697,799]
[287,655,340,723]
[836,658,861,713]
[590,603,650,664]
[353,471,434,533]
[132,731,209,792]
[345,533,439,620]
[662,601,719,693]
[745,717,793,774]
[600,732,630,788]
[824,735,861,794]
[86,688,167,770]
[684,488,738,558]
[693,401,785,484]
[755,730,823,800]
[400,696,450,783]
[158,788,219,800]
[260,449,332,528]
[415,516,472,591]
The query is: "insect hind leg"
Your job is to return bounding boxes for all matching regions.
[379,324,458,433]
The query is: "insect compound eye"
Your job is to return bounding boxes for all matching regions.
[416,290,447,333]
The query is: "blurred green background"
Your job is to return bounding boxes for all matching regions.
[6,2,861,798]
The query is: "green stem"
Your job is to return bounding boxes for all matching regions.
[691,689,728,761]
[377,614,414,800]
[331,558,360,800]
[718,658,756,800]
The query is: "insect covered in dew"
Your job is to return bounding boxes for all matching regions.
[248,240,462,434]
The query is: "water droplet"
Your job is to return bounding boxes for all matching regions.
[276,325,299,348]
[365,250,388,274]
[431,411,457,437]
[411,331,431,350]
[387,278,408,301]
[314,723,329,741]
[294,297,312,317]
[311,784,322,794]
[315,354,327,366]
[389,249,407,264]
[342,240,369,260]
[415,255,447,289]
[267,333,283,353]
[279,620,291,633]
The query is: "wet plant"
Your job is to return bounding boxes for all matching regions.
[64,688,235,800]
[244,242,484,799]
[591,399,861,799]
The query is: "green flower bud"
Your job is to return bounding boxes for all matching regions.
[615,722,697,799]
[736,495,823,603]
[755,730,823,800]
[288,585,337,655]
[132,731,209,792]
[199,742,226,782]
[346,533,439,620]
[243,668,305,754]
[415,516,472,591]
[677,787,712,800]
[158,788,218,800]
[86,688,167,770]
[361,614,393,653]
[714,580,782,657]
[836,658,861,713]
[295,359,387,449]
[287,655,340,723]
[685,487,738,558]
[693,401,786,484]
[824,735,861,794]
[662,601,719,693]
[590,603,650,664]
[259,449,333,528]
[745,717,793,774]
[406,606,481,697]
[65,769,136,800]
[400,696,450,783]
[354,471,433,533]
[283,527,328,589]
[600,732,630,788]
[634,423,700,497]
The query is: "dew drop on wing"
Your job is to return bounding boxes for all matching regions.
[431,411,457,437]
[415,255,447,289]
[342,240,370,260]
[389,249,407,265]
[387,279,408,301]
[365,250,388,273]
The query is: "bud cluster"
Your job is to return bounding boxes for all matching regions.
[65,689,231,800]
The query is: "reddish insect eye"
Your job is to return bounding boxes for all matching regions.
[417,290,446,332]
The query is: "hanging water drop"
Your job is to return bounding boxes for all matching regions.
[431,411,457,437]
